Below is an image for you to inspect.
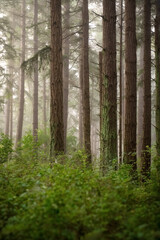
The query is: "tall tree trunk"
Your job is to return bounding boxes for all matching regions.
[119,0,123,164]
[155,0,160,156]
[141,0,151,176]
[4,93,10,136]
[15,0,26,147]
[79,40,84,148]
[63,0,70,153]
[137,44,144,162]
[33,0,39,143]
[102,0,117,172]
[99,51,103,151]
[43,77,47,135]
[82,0,91,164]
[50,0,64,157]
[124,0,137,170]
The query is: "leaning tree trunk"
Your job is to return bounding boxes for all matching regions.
[102,0,117,173]
[141,0,151,176]
[124,0,137,171]
[155,0,160,157]
[82,0,91,164]
[15,0,26,147]
[33,0,39,144]
[63,0,70,153]
[50,0,64,157]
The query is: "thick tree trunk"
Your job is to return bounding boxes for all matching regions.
[102,0,117,172]
[82,0,91,164]
[99,51,103,151]
[50,0,64,157]
[15,0,26,147]
[33,0,39,143]
[141,0,151,176]
[63,0,70,153]
[124,0,137,170]
[155,0,160,156]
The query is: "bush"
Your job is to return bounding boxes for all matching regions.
[0,159,160,240]
[0,133,13,163]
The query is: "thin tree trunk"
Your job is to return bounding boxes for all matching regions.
[102,0,117,172]
[33,0,38,143]
[15,0,26,147]
[99,51,103,151]
[82,0,91,164]
[63,0,70,153]
[79,40,84,148]
[50,0,64,157]
[4,94,10,136]
[137,44,144,162]
[141,0,151,176]
[124,0,137,170]
[119,0,123,164]
[155,0,160,156]
[43,77,47,135]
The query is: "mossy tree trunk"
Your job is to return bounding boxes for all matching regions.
[50,0,64,157]
[141,0,151,176]
[155,0,160,157]
[102,0,117,173]
[124,0,137,171]
[82,0,91,164]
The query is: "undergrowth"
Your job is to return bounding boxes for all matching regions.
[0,152,160,240]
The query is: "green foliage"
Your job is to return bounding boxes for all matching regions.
[0,133,13,163]
[16,130,50,162]
[0,157,160,240]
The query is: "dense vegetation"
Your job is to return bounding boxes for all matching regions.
[0,134,160,240]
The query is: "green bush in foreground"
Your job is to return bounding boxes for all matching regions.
[0,133,13,164]
[0,159,160,240]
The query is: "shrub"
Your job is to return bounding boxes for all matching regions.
[0,133,13,163]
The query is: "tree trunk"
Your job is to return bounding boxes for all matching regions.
[79,39,84,148]
[82,0,91,164]
[63,0,70,153]
[141,0,151,176]
[50,0,64,157]
[102,0,117,172]
[124,0,137,170]
[137,44,144,162]
[43,77,47,135]
[119,0,123,165]
[4,93,10,136]
[99,51,103,152]
[15,0,26,147]
[155,0,160,156]
[33,0,39,143]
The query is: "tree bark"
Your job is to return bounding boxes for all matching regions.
[50,0,64,157]
[43,77,47,135]
[141,0,151,176]
[15,0,26,147]
[33,0,39,144]
[63,0,70,153]
[82,0,91,164]
[124,0,137,170]
[119,0,123,164]
[102,0,117,172]
[155,0,160,157]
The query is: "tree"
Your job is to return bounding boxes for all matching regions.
[124,0,137,170]
[155,0,160,157]
[50,0,64,157]
[141,0,151,176]
[82,0,91,163]
[101,0,117,172]
[33,0,39,143]
[63,0,70,152]
[15,0,26,147]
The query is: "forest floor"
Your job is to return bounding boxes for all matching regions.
[0,153,160,240]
